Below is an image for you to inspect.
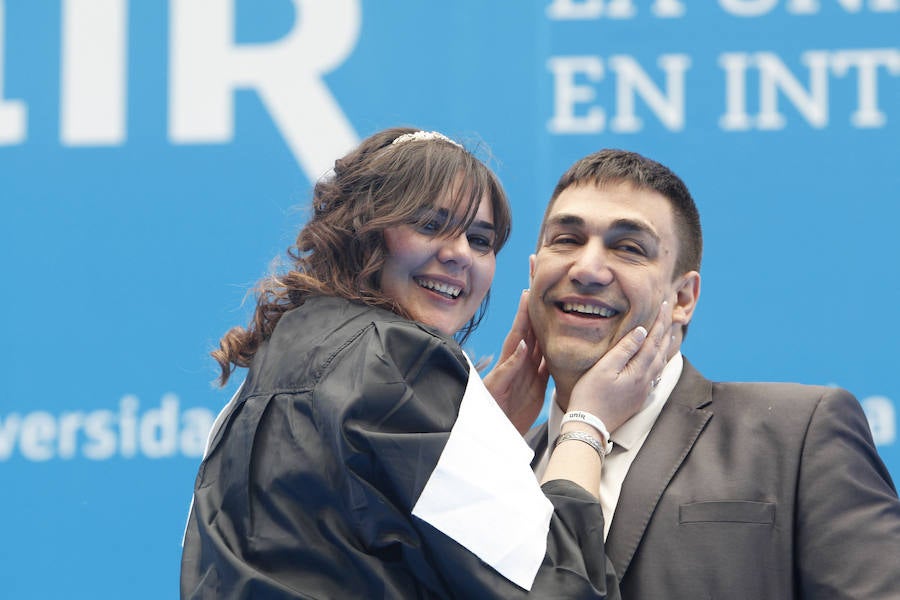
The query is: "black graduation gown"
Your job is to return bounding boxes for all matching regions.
[181,296,619,599]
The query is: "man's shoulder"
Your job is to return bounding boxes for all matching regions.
[679,359,859,424]
[710,379,853,409]
[713,381,865,436]
[712,379,840,400]
[683,359,849,404]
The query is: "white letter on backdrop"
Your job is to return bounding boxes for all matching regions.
[547,0,685,18]
[653,0,687,17]
[546,0,605,19]
[0,0,27,145]
[863,396,896,446]
[608,54,690,132]
[170,0,361,181]
[788,0,898,13]
[719,52,753,130]
[606,0,637,18]
[831,49,900,127]
[756,51,829,129]
[870,0,900,10]
[60,0,128,145]
[547,56,606,133]
[718,0,778,16]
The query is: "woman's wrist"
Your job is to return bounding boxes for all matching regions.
[554,431,607,462]
[561,410,612,456]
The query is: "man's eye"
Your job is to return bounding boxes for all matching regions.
[616,242,645,255]
[550,235,579,245]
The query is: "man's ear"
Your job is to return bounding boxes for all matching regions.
[529,254,536,285]
[672,271,701,327]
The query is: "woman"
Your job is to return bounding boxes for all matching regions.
[181,127,669,598]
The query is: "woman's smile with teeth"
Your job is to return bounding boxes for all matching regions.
[416,277,462,298]
[561,302,617,318]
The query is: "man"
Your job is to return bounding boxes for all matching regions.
[526,149,900,598]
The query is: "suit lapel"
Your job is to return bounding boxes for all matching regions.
[605,360,713,579]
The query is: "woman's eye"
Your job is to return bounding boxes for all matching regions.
[413,207,450,234]
[468,234,494,252]
[418,219,442,234]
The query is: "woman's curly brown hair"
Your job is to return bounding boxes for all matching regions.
[212,127,512,385]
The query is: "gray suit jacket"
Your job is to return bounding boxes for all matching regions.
[527,359,900,599]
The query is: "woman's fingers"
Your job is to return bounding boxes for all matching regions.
[568,300,674,431]
[484,337,548,434]
[484,291,550,435]
[627,300,673,377]
[497,290,531,362]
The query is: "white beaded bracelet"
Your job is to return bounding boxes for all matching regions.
[561,411,613,456]
[554,431,607,461]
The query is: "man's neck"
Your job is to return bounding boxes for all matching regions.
[550,377,576,413]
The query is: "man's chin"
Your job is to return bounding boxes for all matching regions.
[545,339,611,374]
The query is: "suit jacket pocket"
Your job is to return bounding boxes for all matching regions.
[679,500,775,524]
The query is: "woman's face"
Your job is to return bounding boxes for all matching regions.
[381,193,497,336]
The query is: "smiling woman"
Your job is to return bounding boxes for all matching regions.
[381,191,497,337]
[180,127,631,598]
[207,127,510,386]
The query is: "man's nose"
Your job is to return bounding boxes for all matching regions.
[569,240,614,287]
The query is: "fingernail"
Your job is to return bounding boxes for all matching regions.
[517,339,527,354]
[635,326,648,340]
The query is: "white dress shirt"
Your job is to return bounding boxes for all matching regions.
[534,353,684,539]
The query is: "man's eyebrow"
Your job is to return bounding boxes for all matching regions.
[609,218,660,244]
[544,213,585,228]
[544,214,659,243]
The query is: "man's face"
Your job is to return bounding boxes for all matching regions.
[528,182,688,385]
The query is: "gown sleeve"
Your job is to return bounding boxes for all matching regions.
[315,319,620,599]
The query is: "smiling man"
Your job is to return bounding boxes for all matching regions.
[526,149,900,599]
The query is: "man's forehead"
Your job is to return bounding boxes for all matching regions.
[549,183,673,226]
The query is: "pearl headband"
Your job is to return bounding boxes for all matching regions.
[391,130,462,149]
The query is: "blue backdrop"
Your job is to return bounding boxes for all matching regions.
[2,1,898,597]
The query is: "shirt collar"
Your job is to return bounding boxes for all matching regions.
[547,352,684,451]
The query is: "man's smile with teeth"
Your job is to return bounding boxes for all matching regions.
[560,302,618,318]
[416,277,462,299]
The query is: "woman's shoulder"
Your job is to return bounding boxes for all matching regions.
[310,298,468,385]
[290,298,473,436]
[287,296,460,356]
[247,296,467,394]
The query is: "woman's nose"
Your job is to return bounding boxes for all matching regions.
[437,232,474,268]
